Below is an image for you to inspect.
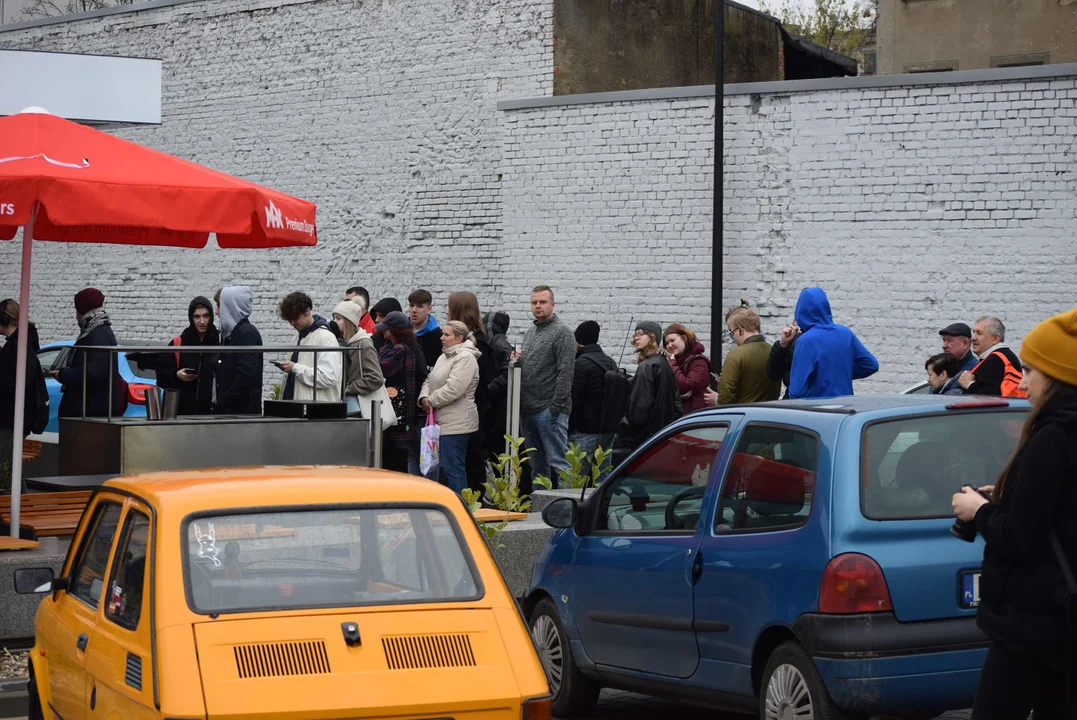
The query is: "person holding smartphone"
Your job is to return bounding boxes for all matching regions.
[147,296,219,415]
[951,306,1077,718]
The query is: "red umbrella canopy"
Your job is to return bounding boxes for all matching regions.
[0,111,317,248]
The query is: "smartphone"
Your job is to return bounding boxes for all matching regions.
[271,360,286,370]
[182,368,198,375]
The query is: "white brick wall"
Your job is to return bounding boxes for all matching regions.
[501,79,1077,390]
[2,0,1076,394]
[0,0,553,357]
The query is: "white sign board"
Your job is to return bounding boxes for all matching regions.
[0,49,161,124]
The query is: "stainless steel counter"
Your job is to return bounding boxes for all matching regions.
[59,415,370,476]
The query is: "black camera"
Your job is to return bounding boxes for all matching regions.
[951,485,992,542]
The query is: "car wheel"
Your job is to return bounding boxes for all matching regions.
[27,666,44,720]
[530,597,600,718]
[759,641,859,720]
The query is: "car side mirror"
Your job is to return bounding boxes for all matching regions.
[542,498,578,529]
[14,567,57,594]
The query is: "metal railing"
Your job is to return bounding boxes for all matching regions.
[70,344,384,468]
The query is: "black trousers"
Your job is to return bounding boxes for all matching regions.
[973,642,1069,719]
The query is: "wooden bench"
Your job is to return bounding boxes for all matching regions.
[22,439,43,463]
[0,490,92,539]
[0,536,40,551]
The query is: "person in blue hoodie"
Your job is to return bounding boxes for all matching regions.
[788,287,879,399]
[408,289,443,368]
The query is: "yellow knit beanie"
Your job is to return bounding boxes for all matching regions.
[1020,306,1077,387]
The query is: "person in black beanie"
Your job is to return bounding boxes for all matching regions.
[143,296,221,415]
[369,298,403,351]
[569,320,618,465]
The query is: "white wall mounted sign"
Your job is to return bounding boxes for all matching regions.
[0,49,161,124]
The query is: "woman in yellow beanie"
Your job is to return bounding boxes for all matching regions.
[952,306,1077,718]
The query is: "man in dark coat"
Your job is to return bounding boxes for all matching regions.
[54,288,123,418]
[0,299,47,466]
[959,316,1023,397]
[766,322,800,400]
[148,296,219,415]
[215,286,263,415]
[569,320,618,459]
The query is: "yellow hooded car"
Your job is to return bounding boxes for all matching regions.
[15,466,550,720]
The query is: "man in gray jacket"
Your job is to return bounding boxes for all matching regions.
[517,285,576,487]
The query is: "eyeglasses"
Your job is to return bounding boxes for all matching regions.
[728,328,738,341]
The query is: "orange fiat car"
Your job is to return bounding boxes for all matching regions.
[14,467,550,720]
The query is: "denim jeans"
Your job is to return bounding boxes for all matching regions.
[521,408,570,487]
[439,433,472,493]
[568,431,616,482]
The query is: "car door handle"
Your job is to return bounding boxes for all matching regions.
[77,633,88,652]
[690,550,704,585]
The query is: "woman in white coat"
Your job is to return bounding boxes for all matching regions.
[420,321,481,493]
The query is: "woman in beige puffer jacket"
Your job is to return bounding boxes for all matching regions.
[420,320,481,493]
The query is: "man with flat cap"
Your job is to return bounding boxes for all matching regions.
[939,322,979,375]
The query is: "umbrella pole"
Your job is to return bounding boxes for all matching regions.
[8,204,37,539]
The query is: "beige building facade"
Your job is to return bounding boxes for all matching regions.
[878,0,1077,74]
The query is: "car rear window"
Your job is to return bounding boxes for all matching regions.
[184,507,481,614]
[861,410,1026,520]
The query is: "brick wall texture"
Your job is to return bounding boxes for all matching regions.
[2,1,1077,393]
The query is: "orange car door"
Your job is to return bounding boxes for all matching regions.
[41,498,123,720]
[85,501,157,720]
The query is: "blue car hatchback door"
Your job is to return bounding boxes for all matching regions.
[525,396,1027,720]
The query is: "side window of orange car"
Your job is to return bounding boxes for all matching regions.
[715,424,819,533]
[70,502,124,607]
[105,510,150,630]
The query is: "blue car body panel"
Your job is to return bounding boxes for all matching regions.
[527,395,1030,716]
[38,341,154,434]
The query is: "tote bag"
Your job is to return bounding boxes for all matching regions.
[345,343,398,430]
[420,408,441,476]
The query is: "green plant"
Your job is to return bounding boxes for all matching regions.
[461,488,508,548]
[270,383,282,401]
[552,443,613,490]
[486,436,545,512]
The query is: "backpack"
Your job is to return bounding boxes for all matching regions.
[582,355,631,433]
[972,350,1026,398]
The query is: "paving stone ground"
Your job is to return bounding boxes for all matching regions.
[557,689,973,720]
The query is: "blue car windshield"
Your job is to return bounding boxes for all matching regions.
[861,410,1026,519]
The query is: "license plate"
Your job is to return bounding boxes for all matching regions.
[960,571,980,608]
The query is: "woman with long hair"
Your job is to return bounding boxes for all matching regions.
[614,321,683,460]
[448,291,497,491]
[376,311,426,475]
[420,320,481,493]
[663,322,712,413]
[0,299,46,472]
[952,306,1077,719]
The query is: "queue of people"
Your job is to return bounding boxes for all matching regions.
[0,280,1060,506]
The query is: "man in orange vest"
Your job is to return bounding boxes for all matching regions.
[958,315,1024,397]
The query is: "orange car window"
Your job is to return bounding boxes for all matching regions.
[106,510,150,630]
[70,502,123,608]
[184,506,481,614]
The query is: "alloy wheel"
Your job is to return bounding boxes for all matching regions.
[764,663,813,720]
[531,615,564,696]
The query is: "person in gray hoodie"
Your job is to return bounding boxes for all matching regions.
[215,286,263,415]
[517,285,576,486]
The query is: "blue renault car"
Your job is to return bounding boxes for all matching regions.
[524,396,1027,719]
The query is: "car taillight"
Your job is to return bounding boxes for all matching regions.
[522,695,552,720]
[127,383,155,405]
[819,553,893,614]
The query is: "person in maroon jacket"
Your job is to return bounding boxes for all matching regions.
[663,323,713,413]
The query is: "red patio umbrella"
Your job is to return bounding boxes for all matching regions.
[0,108,319,537]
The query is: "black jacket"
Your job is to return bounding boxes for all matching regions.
[0,324,46,434]
[483,311,512,446]
[215,318,263,415]
[617,354,683,450]
[145,297,219,415]
[57,323,123,418]
[766,334,800,400]
[570,344,616,434]
[964,347,1022,396]
[417,327,443,370]
[975,390,1077,660]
